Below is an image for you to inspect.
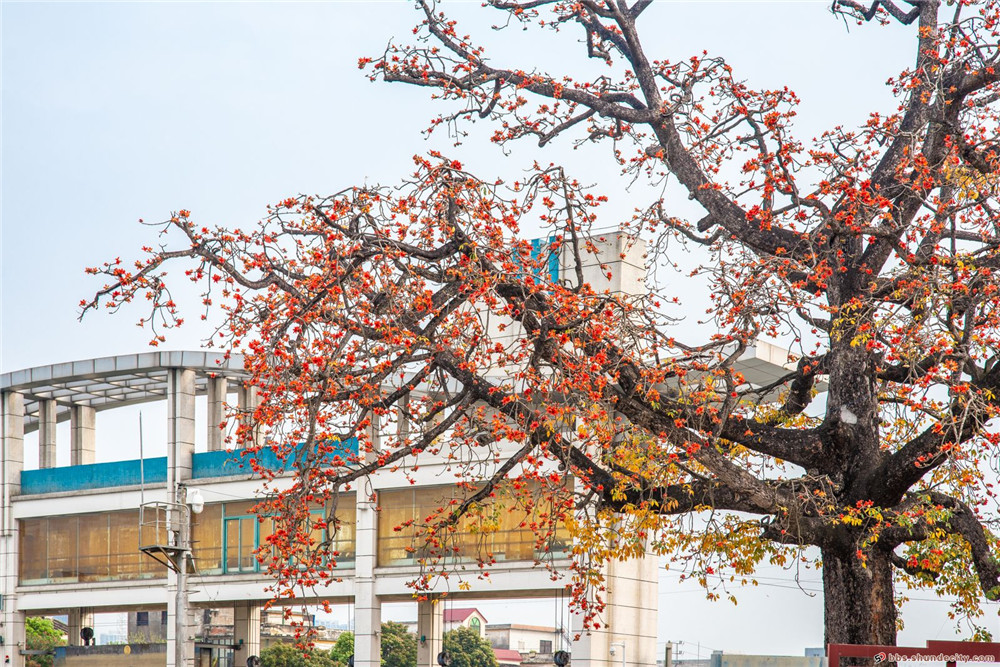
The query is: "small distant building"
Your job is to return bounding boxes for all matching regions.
[402,608,567,666]
[487,623,563,656]
[127,609,169,643]
[126,607,345,650]
[709,652,827,667]
[495,648,525,667]
[444,608,489,638]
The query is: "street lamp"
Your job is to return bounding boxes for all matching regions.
[610,641,626,667]
[187,488,205,514]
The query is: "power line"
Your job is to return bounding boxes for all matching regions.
[658,578,990,604]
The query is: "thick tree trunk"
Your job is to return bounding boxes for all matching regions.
[823,546,897,648]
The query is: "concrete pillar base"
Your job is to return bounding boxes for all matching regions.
[68,607,96,646]
[233,601,261,667]
[571,551,659,667]
[354,580,381,667]
[416,598,444,667]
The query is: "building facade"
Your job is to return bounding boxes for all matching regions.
[1,235,795,667]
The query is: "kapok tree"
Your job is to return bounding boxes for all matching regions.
[83,0,1000,648]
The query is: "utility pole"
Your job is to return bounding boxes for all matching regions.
[139,488,201,667]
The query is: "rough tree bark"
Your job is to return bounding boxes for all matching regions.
[823,547,897,647]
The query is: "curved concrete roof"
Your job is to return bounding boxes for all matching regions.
[1,351,247,433]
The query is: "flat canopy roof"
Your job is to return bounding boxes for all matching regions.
[1,351,247,433]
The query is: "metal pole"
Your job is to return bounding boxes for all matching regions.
[176,554,186,667]
[139,412,145,507]
[173,500,190,667]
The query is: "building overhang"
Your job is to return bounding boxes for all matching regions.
[0,351,247,433]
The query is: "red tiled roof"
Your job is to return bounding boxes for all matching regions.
[494,649,523,664]
[443,608,486,623]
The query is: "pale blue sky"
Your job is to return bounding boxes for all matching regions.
[1,0,985,654]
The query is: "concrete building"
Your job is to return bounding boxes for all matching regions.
[488,623,567,656]
[488,621,572,667]
[709,653,826,667]
[129,610,170,644]
[0,352,659,667]
[667,652,827,667]
[1,235,798,667]
[126,607,346,650]
[496,648,526,667]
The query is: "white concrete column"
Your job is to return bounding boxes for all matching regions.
[69,405,96,466]
[354,495,381,667]
[236,384,260,449]
[365,410,382,461]
[571,548,658,667]
[38,400,57,469]
[396,393,410,441]
[206,377,228,452]
[67,608,95,646]
[416,598,443,667]
[233,601,261,667]
[167,368,197,493]
[1,391,25,667]
[166,368,196,667]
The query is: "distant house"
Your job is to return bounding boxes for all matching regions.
[127,607,345,650]
[443,608,488,638]
[670,653,827,667]
[127,609,169,643]
[400,606,569,667]
[495,648,524,667]
[487,623,564,656]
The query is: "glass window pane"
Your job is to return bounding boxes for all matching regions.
[329,494,356,565]
[110,510,145,580]
[378,489,416,566]
[78,514,110,582]
[225,518,240,572]
[19,518,47,583]
[46,515,79,582]
[224,500,256,517]
[192,503,223,574]
[240,518,255,570]
[258,516,277,571]
[377,484,569,567]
